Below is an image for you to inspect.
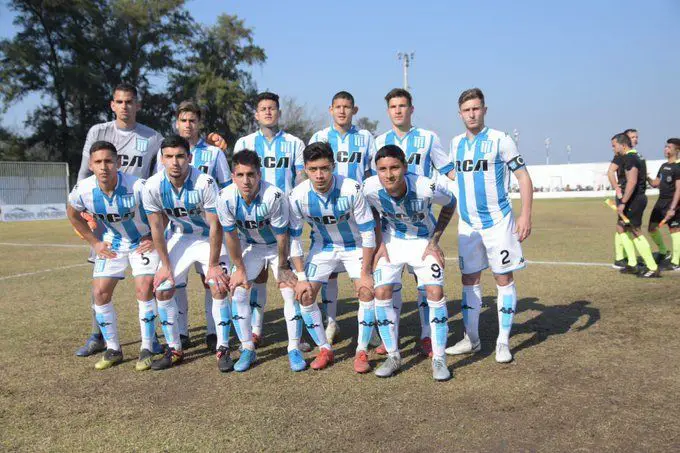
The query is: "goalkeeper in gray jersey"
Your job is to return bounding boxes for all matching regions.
[75,83,164,357]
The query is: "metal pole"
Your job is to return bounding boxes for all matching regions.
[513,129,520,147]
[397,52,415,90]
[544,138,551,165]
[566,145,572,164]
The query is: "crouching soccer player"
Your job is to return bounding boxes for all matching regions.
[289,142,377,371]
[143,135,232,371]
[216,150,307,372]
[446,88,533,363]
[363,145,457,380]
[67,140,161,370]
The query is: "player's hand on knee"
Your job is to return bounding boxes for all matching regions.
[136,235,154,254]
[206,132,228,152]
[277,267,297,287]
[516,215,532,242]
[207,264,230,294]
[373,242,390,269]
[153,266,174,291]
[422,240,445,268]
[295,281,313,304]
[228,266,246,292]
[357,273,374,299]
[94,241,117,259]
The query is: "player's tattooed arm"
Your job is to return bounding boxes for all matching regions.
[275,233,296,287]
[423,205,455,266]
[148,211,173,290]
[371,207,389,269]
[206,212,230,295]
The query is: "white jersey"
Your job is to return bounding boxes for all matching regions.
[233,130,305,194]
[68,172,150,252]
[309,125,374,183]
[155,138,231,188]
[78,121,163,181]
[363,173,456,240]
[449,127,526,229]
[372,127,453,178]
[216,180,288,246]
[289,175,375,251]
[142,167,218,237]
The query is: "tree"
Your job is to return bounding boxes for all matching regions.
[355,117,379,135]
[279,97,325,144]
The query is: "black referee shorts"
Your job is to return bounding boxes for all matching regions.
[623,195,647,228]
[650,198,680,228]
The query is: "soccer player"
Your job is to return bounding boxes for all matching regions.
[611,133,660,278]
[308,91,375,343]
[75,83,164,357]
[364,145,457,380]
[372,88,455,357]
[289,142,376,371]
[647,138,680,270]
[67,141,161,371]
[142,135,232,371]
[445,88,533,363]
[216,150,307,371]
[155,100,232,352]
[232,92,305,346]
[608,141,637,270]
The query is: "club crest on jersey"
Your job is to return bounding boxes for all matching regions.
[353,135,366,147]
[135,138,149,152]
[336,196,349,212]
[409,198,424,211]
[480,140,494,155]
[412,136,426,149]
[186,190,200,204]
[120,194,136,209]
[256,203,269,218]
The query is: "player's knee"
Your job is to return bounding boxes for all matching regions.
[156,289,175,301]
[299,292,314,307]
[425,285,443,301]
[461,273,481,286]
[494,273,513,286]
[135,285,153,301]
[374,285,392,300]
[357,286,373,301]
[92,288,112,305]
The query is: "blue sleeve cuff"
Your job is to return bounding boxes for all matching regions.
[438,163,454,175]
[358,220,375,232]
[290,227,303,238]
[272,225,287,235]
[205,208,217,214]
[144,209,157,215]
[444,197,457,209]
[222,225,236,232]
[295,165,304,172]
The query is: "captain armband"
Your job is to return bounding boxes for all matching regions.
[507,155,526,172]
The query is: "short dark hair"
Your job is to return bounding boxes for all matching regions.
[231,150,261,171]
[176,100,202,121]
[89,140,117,156]
[161,134,191,155]
[257,91,280,109]
[332,91,355,106]
[624,128,638,135]
[667,138,680,148]
[385,88,412,106]
[611,133,632,148]
[458,88,485,107]
[303,142,334,164]
[113,83,138,98]
[374,145,406,165]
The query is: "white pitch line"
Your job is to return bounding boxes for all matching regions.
[0,263,90,281]
[0,242,88,249]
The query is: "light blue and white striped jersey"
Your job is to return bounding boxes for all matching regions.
[216,180,288,246]
[372,127,453,178]
[68,172,150,252]
[142,167,218,237]
[289,175,375,251]
[155,138,231,188]
[449,127,526,230]
[363,173,456,240]
[309,125,374,183]
[233,130,305,194]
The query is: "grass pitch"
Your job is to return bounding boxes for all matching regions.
[1,197,679,452]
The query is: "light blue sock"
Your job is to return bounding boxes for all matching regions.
[375,299,398,353]
[427,298,448,357]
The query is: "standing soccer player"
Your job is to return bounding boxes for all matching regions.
[67,141,161,371]
[647,138,680,270]
[608,141,637,269]
[364,145,457,380]
[289,142,377,371]
[155,100,232,352]
[74,83,164,357]
[309,91,375,343]
[216,150,307,371]
[445,88,533,363]
[232,92,306,346]
[373,88,455,357]
[143,135,232,371]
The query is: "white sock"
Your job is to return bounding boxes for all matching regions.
[157,297,181,350]
[417,290,431,339]
[357,300,375,352]
[375,299,398,354]
[137,299,157,351]
[462,284,482,344]
[428,298,448,357]
[497,282,517,345]
[321,279,339,324]
[250,282,267,336]
[281,287,301,352]
[392,287,403,339]
[175,286,189,337]
[212,297,232,348]
[94,302,120,350]
[231,287,254,350]
[204,288,215,335]
[300,303,330,350]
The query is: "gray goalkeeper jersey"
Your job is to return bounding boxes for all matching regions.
[77,121,163,181]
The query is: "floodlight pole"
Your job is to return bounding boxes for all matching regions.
[566,144,572,164]
[545,138,551,165]
[513,129,520,147]
[397,52,415,90]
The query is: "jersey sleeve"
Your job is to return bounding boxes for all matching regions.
[232,137,246,154]
[432,176,457,208]
[269,190,289,235]
[308,131,322,145]
[216,192,236,233]
[623,155,638,172]
[430,133,453,174]
[142,180,162,215]
[368,139,378,176]
[149,133,164,177]
[68,184,86,211]
[133,179,151,227]
[294,138,305,172]
[364,133,375,175]
[202,177,218,214]
[499,134,526,172]
[288,193,304,238]
[154,149,163,174]
[77,126,98,181]
[351,183,376,233]
[213,149,232,188]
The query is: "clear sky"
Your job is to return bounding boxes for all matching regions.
[1,0,679,164]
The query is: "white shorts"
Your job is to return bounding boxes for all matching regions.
[304,246,364,284]
[241,241,287,282]
[93,249,160,279]
[458,213,526,275]
[374,237,444,289]
[166,234,230,287]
